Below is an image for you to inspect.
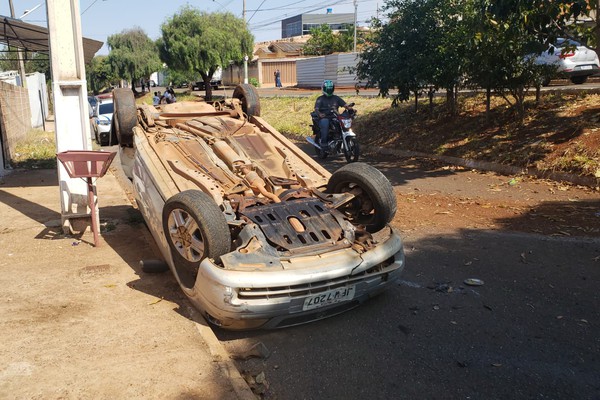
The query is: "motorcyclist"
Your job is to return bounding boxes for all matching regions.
[313,80,352,150]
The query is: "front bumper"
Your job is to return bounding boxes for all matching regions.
[185,228,405,330]
[97,125,112,145]
[562,63,600,77]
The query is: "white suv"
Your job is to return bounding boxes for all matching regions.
[536,38,600,85]
[90,97,114,146]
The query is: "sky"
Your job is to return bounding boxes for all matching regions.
[0,0,386,55]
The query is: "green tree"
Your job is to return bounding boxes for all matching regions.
[0,46,50,80]
[107,28,162,93]
[158,7,253,101]
[303,24,358,56]
[358,0,457,112]
[86,55,117,95]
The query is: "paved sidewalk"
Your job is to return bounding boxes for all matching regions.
[0,167,254,399]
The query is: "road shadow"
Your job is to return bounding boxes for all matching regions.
[215,227,600,399]
[293,138,458,187]
[494,198,600,237]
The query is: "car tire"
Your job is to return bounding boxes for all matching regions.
[233,84,261,117]
[162,190,231,289]
[570,76,588,85]
[327,162,397,233]
[113,88,137,147]
[541,77,551,87]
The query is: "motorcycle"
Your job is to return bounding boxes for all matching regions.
[307,102,359,163]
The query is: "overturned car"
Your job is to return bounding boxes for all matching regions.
[111,85,405,330]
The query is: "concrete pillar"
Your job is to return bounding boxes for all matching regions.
[46,0,94,233]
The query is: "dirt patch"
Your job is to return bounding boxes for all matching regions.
[380,155,600,238]
[353,93,600,178]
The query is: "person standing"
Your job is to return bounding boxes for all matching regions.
[274,69,282,88]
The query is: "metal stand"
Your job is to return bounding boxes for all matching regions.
[56,151,116,247]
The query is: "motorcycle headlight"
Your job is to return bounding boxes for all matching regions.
[98,120,111,126]
[342,119,352,129]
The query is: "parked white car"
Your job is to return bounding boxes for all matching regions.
[111,85,405,330]
[536,38,600,85]
[91,96,114,146]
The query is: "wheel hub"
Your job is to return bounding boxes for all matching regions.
[177,226,192,247]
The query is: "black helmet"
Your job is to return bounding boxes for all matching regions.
[322,80,334,97]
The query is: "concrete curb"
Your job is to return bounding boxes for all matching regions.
[187,306,257,400]
[367,145,599,188]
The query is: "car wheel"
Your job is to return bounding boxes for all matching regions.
[232,84,261,117]
[570,76,588,85]
[327,162,397,233]
[343,137,360,163]
[113,88,137,147]
[162,190,230,289]
[541,77,551,87]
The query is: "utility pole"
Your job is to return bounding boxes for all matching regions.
[8,0,27,87]
[353,0,358,53]
[243,0,248,84]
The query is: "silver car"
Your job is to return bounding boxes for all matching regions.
[536,38,600,85]
[112,85,405,330]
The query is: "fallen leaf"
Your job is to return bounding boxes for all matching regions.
[255,371,266,384]
[491,363,503,367]
[148,297,163,305]
[557,315,563,319]
[520,253,527,263]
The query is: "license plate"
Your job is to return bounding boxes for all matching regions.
[302,286,356,311]
[581,65,593,70]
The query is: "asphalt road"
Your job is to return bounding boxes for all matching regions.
[215,148,600,400]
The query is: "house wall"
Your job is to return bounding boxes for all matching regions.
[221,63,259,86]
[261,60,297,87]
[0,80,32,169]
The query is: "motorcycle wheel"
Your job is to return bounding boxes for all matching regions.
[344,137,359,163]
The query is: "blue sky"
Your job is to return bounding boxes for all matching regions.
[0,0,385,55]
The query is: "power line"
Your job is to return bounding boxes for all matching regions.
[247,0,267,23]
[81,0,101,15]
[250,0,350,29]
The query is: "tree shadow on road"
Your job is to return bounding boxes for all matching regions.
[493,198,600,237]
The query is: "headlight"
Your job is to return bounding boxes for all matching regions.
[98,120,111,126]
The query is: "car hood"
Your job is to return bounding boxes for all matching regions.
[98,113,113,122]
